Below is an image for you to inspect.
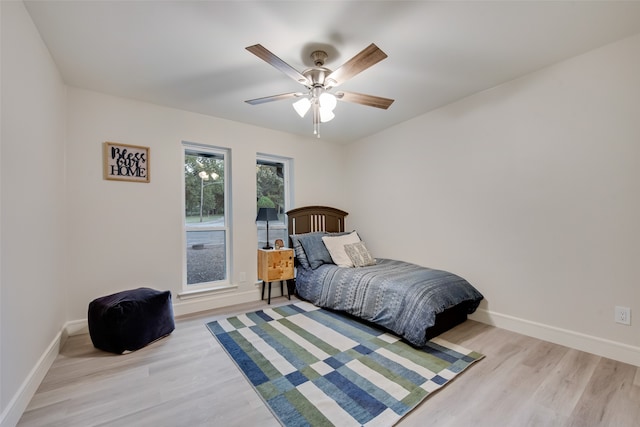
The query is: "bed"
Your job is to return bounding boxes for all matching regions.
[286,205,484,347]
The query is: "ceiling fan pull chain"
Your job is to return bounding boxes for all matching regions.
[313,104,321,138]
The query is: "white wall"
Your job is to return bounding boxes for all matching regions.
[345,33,640,363]
[65,88,347,321]
[1,1,68,425]
[2,3,347,423]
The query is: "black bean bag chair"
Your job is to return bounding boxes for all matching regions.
[88,287,175,354]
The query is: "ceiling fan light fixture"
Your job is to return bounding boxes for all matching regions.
[319,107,335,123]
[245,43,393,138]
[293,97,311,117]
[318,92,337,111]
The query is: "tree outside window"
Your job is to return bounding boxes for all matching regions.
[184,148,228,286]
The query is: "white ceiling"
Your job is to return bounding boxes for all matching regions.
[23,1,640,144]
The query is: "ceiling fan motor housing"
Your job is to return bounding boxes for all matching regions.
[310,50,328,66]
[302,67,332,87]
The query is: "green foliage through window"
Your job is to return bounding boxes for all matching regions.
[185,151,224,221]
[256,161,284,216]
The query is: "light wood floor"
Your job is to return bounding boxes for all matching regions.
[18,297,640,427]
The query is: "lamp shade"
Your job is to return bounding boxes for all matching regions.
[256,207,279,222]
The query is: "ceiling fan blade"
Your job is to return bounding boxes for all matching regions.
[246,44,309,86]
[245,92,301,105]
[325,44,388,88]
[336,91,394,109]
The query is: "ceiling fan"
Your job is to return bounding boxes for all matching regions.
[245,43,394,138]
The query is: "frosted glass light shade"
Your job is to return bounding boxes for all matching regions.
[319,92,337,111]
[293,97,311,117]
[319,108,335,122]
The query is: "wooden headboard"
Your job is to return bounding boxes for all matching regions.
[286,206,348,236]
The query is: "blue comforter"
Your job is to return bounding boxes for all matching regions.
[295,258,483,347]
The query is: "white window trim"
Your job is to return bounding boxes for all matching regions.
[257,154,292,245]
[182,142,231,292]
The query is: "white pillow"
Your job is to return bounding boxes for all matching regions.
[322,231,361,267]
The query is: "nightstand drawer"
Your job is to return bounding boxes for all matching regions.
[257,249,294,282]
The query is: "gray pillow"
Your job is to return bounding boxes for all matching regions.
[296,232,331,269]
[344,241,376,267]
[294,231,351,269]
[289,234,311,270]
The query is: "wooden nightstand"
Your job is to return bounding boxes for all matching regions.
[257,248,294,304]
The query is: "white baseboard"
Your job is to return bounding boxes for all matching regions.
[64,318,89,336]
[0,330,62,427]
[172,288,260,317]
[469,308,640,367]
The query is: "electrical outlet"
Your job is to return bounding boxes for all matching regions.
[239,272,246,283]
[615,306,631,325]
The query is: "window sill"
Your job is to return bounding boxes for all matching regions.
[177,284,238,300]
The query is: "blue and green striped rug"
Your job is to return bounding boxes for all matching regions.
[206,302,483,426]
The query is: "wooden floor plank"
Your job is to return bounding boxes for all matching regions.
[531,348,600,417]
[17,297,640,426]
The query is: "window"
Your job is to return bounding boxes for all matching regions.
[184,144,229,288]
[257,155,291,248]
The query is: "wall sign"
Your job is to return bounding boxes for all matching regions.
[103,142,150,183]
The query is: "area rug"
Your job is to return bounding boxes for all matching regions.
[206,302,483,426]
